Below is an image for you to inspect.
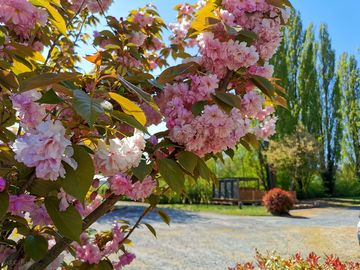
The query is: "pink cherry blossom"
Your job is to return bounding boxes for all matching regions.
[110,173,156,201]
[94,130,145,176]
[129,32,146,46]
[10,90,46,130]
[103,223,124,254]
[178,4,194,15]
[12,120,77,181]
[0,0,48,38]
[0,245,14,264]
[241,91,264,117]
[133,11,154,27]
[129,176,157,201]
[0,177,6,192]
[254,116,277,140]
[113,252,136,270]
[9,194,36,216]
[87,0,113,13]
[139,102,162,126]
[110,174,133,196]
[74,242,102,264]
[30,204,52,226]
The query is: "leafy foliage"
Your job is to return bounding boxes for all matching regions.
[265,125,319,197]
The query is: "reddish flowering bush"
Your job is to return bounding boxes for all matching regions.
[229,251,360,270]
[262,188,295,215]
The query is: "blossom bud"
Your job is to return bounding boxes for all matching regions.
[0,177,6,192]
[92,178,100,188]
[90,191,98,201]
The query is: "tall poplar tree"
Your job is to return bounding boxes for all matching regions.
[271,10,303,136]
[339,54,360,180]
[297,23,321,136]
[318,24,342,194]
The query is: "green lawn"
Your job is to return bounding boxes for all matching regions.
[159,204,270,216]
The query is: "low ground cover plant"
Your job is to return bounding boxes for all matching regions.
[230,251,360,270]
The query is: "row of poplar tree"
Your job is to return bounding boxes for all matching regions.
[270,10,360,195]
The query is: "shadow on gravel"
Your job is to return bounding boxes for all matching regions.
[98,205,206,225]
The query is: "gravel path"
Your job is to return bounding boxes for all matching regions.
[94,204,360,270]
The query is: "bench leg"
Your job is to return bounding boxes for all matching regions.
[238,201,243,209]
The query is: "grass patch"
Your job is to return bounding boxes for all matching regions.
[159,204,270,216]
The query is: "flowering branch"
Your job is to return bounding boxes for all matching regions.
[28,194,121,270]
[218,70,234,92]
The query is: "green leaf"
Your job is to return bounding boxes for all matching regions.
[10,43,45,63]
[60,145,94,202]
[28,179,60,197]
[45,197,82,242]
[0,30,5,45]
[118,76,153,103]
[196,158,216,181]
[132,160,153,180]
[111,110,148,134]
[237,30,258,44]
[0,191,9,220]
[177,151,198,175]
[30,0,67,37]
[0,69,19,90]
[24,235,48,260]
[157,210,171,225]
[73,90,104,127]
[250,75,275,97]
[37,89,64,104]
[19,73,80,92]
[224,148,235,159]
[213,92,241,110]
[212,95,233,113]
[242,133,260,150]
[191,101,207,116]
[157,158,185,192]
[75,260,114,270]
[157,62,200,84]
[144,223,157,238]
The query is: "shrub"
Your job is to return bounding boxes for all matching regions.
[262,188,295,215]
[229,251,360,270]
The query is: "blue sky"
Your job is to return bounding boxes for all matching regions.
[98,0,360,59]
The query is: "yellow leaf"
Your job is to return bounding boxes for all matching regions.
[84,52,102,66]
[109,92,146,126]
[274,95,288,109]
[30,0,67,37]
[11,58,32,74]
[189,0,218,36]
[10,43,45,63]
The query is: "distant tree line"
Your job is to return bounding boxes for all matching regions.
[268,10,360,195]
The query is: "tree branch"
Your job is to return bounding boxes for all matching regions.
[28,194,121,270]
[217,70,234,92]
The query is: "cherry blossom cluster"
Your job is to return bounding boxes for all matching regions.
[72,223,135,269]
[10,90,46,129]
[159,0,288,156]
[0,239,65,270]
[67,0,113,13]
[95,8,165,72]
[0,0,48,39]
[12,120,77,181]
[93,130,146,176]
[110,173,156,201]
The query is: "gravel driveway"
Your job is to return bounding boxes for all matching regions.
[94,204,360,270]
